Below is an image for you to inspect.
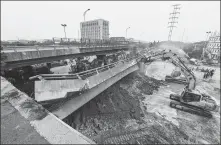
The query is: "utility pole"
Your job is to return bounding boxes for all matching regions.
[168,4,181,41]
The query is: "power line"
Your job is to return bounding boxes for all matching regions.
[168,4,181,41]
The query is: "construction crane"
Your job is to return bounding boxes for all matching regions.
[140,50,218,118]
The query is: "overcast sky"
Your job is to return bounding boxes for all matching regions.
[1,1,220,42]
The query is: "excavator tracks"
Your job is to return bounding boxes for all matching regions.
[169,99,212,118]
[169,94,181,101]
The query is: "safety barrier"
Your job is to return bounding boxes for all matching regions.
[2,44,129,53]
[29,55,141,81]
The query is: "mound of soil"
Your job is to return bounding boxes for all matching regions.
[63,71,167,143]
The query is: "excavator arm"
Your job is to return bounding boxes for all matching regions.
[141,51,196,90]
[140,50,218,117]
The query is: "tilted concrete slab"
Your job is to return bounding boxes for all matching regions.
[34,59,137,103]
[35,79,87,102]
[51,61,139,119]
[1,77,96,144]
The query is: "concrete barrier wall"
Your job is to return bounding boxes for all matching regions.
[3,48,80,62]
[88,60,137,88]
[2,45,127,62]
[35,79,88,102]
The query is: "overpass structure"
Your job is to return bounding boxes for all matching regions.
[1,44,130,70]
[1,76,95,144]
[1,50,150,144]
[1,54,142,144]
[31,55,144,120]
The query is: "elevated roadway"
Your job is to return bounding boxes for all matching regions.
[1,44,130,70]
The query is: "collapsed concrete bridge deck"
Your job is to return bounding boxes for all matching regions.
[1,55,144,144]
[32,56,145,120]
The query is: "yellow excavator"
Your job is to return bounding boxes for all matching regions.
[140,50,219,118]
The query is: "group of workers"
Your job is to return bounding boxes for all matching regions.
[203,69,215,79]
[189,66,215,79]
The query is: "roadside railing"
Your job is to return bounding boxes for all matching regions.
[2,44,129,53]
[29,54,141,81]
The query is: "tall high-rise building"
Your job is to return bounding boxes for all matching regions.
[80,19,109,41]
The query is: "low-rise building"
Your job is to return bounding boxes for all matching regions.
[110,37,126,42]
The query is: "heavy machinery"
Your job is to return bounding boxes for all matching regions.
[141,50,218,118]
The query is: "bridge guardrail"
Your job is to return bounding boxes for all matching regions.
[29,54,140,81]
[2,44,129,53]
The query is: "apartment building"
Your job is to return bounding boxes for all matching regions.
[205,31,220,63]
[80,19,109,41]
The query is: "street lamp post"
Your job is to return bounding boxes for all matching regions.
[126,27,130,38]
[61,24,67,39]
[83,9,90,21]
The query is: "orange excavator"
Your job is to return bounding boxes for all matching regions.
[140,50,219,118]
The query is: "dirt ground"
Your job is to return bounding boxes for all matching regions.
[63,60,220,144]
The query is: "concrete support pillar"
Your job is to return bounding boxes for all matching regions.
[138,61,145,74]
[1,70,5,76]
[81,106,86,126]
[1,61,6,76]
[46,63,52,69]
[73,111,81,130]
